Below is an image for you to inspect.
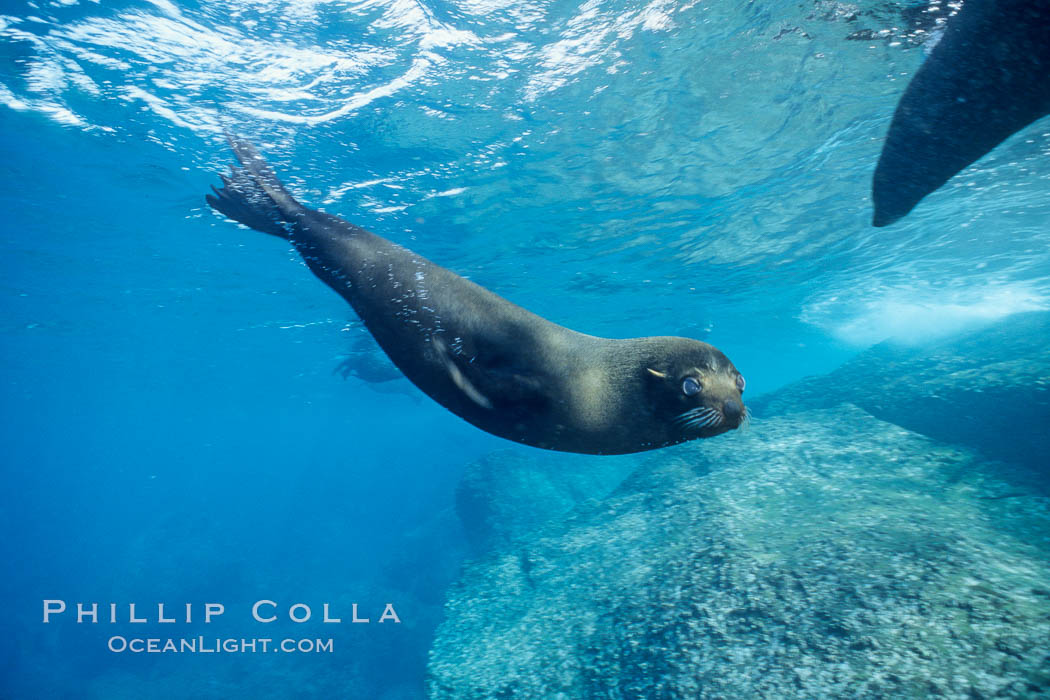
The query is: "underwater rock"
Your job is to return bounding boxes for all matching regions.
[455,449,640,554]
[750,311,1050,475]
[428,406,1050,698]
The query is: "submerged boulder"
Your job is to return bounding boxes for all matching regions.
[455,449,641,554]
[428,406,1050,698]
[749,311,1050,474]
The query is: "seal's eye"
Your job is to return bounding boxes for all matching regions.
[736,375,746,393]
[681,377,701,396]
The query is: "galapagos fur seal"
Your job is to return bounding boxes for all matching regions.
[206,139,747,455]
[872,0,1050,226]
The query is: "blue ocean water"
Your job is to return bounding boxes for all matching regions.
[1,0,1048,697]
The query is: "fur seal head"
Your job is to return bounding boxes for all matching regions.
[636,339,748,445]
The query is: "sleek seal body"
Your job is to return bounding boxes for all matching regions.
[206,140,746,454]
[872,0,1050,226]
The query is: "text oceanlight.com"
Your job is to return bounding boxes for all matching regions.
[42,599,401,654]
[107,636,334,654]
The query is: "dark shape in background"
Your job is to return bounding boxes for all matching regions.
[872,0,1050,227]
[334,336,406,384]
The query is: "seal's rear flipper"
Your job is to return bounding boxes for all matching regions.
[871,0,1050,226]
[206,137,305,239]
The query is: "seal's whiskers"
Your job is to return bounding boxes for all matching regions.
[739,405,752,431]
[674,407,713,426]
[676,406,726,431]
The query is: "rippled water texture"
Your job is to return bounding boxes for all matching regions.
[5,0,1049,352]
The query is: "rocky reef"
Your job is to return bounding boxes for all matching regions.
[455,449,639,554]
[750,311,1050,477]
[428,313,1050,698]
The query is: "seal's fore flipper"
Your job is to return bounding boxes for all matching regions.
[432,335,493,409]
[871,0,1050,227]
[206,136,305,239]
[432,333,549,414]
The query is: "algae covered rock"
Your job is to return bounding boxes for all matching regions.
[749,311,1050,472]
[428,406,1050,699]
[455,449,641,554]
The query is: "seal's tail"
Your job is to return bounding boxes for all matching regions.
[206,137,304,240]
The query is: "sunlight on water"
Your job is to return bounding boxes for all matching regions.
[805,281,1050,346]
[2,0,1048,422]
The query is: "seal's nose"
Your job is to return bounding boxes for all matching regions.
[723,399,743,425]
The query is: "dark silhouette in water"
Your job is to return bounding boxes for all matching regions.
[334,335,405,384]
[872,0,1050,227]
[206,139,747,454]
